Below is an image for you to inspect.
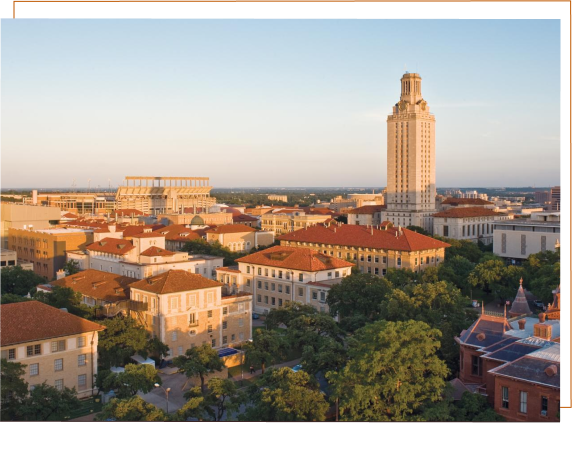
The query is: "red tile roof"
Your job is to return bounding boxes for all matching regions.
[233,213,259,223]
[119,224,165,238]
[131,232,165,238]
[62,212,79,219]
[1,300,105,346]
[208,224,256,234]
[51,269,138,303]
[140,246,176,257]
[157,224,206,242]
[441,197,493,206]
[216,267,242,274]
[347,205,385,215]
[433,207,507,218]
[87,238,135,255]
[278,224,450,252]
[236,245,354,272]
[129,270,222,294]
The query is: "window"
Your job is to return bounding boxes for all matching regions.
[360,255,364,262]
[397,257,402,267]
[231,334,236,341]
[246,279,251,287]
[54,358,63,372]
[271,283,275,291]
[171,331,178,342]
[207,325,213,333]
[383,256,387,264]
[264,296,269,304]
[223,307,228,315]
[257,281,262,289]
[189,313,197,324]
[78,374,87,390]
[211,339,216,347]
[30,363,39,376]
[257,295,262,303]
[27,344,41,356]
[264,282,269,290]
[222,321,228,330]
[278,271,283,279]
[265,269,269,276]
[443,225,449,237]
[77,336,86,348]
[55,379,64,391]
[285,286,290,294]
[541,397,548,416]
[222,336,228,345]
[51,340,66,353]
[298,274,303,282]
[374,268,379,275]
[257,268,262,275]
[471,355,481,376]
[6,348,16,360]
[207,310,213,318]
[502,387,509,409]
[239,332,245,341]
[238,318,244,327]
[177,346,183,355]
[271,297,276,305]
[519,391,528,414]
[298,287,303,297]
[247,266,251,274]
[78,354,87,367]
[279,299,283,307]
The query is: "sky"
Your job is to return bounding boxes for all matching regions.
[0,19,561,189]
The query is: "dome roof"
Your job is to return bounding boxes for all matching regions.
[190,215,205,226]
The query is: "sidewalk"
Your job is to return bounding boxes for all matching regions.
[229,358,301,383]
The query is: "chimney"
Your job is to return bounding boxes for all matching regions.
[56,269,66,280]
[533,313,552,340]
[518,318,526,330]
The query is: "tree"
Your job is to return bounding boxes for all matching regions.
[243,328,287,374]
[523,250,560,303]
[328,320,449,421]
[437,255,475,294]
[436,237,483,264]
[146,337,170,363]
[62,260,81,276]
[384,268,418,289]
[406,225,430,236]
[1,359,29,421]
[35,286,96,319]
[173,343,223,392]
[97,316,150,368]
[16,383,81,421]
[95,396,167,421]
[264,302,317,329]
[0,293,28,305]
[1,266,45,296]
[326,272,393,326]
[241,367,329,421]
[468,259,507,299]
[98,364,161,398]
[190,378,245,421]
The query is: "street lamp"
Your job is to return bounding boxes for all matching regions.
[154,383,171,413]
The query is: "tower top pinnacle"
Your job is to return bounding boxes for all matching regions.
[400,73,423,104]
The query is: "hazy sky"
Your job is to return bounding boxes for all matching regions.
[1,19,561,189]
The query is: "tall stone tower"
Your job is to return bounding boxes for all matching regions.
[383,72,436,232]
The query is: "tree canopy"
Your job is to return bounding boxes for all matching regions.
[173,343,224,392]
[97,364,160,398]
[95,396,167,421]
[16,383,81,421]
[328,320,449,421]
[1,359,29,421]
[243,328,287,374]
[1,266,45,296]
[97,316,150,368]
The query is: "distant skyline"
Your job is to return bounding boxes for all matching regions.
[1,19,561,189]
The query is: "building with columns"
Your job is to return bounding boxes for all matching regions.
[115,176,216,215]
[383,73,437,232]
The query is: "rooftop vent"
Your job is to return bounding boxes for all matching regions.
[545,365,558,377]
[476,332,486,342]
[518,319,526,330]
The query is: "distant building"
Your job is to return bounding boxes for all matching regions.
[493,212,560,260]
[115,176,216,215]
[550,186,560,211]
[432,207,512,245]
[261,210,333,235]
[217,245,354,314]
[278,223,450,275]
[205,225,274,253]
[455,285,560,422]
[534,191,551,206]
[267,195,288,203]
[438,197,495,211]
[128,270,252,356]
[1,203,61,248]
[8,227,94,281]
[25,192,115,215]
[347,205,385,226]
[158,212,232,226]
[0,301,105,398]
[1,248,17,268]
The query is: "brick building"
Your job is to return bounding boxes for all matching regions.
[1,301,105,399]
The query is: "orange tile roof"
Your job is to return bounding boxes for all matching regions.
[157,224,206,241]
[114,209,146,216]
[236,245,354,272]
[347,205,385,215]
[1,300,105,346]
[129,270,222,294]
[51,269,138,303]
[433,207,507,218]
[140,246,176,257]
[277,224,450,252]
[131,231,165,238]
[216,267,241,274]
[87,238,135,255]
[441,197,493,206]
[62,212,79,219]
[119,224,165,238]
[208,224,256,234]
[233,213,259,222]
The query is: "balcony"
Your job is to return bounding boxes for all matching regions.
[127,301,148,312]
[189,320,199,327]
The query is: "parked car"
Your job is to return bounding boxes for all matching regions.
[252,313,260,319]
[292,364,303,373]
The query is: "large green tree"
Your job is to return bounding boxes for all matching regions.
[0,293,28,305]
[241,367,329,421]
[523,250,560,303]
[183,378,245,421]
[1,266,45,296]
[16,383,81,421]
[326,272,393,328]
[173,343,224,392]
[437,255,475,295]
[95,396,167,421]
[0,359,29,421]
[97,316,150,368]
[243,328,287,374]
[97,364,161,398]
[35,286,96,319]
[328,320,449,421]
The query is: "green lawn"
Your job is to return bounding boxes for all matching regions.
[48,396,103,421]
